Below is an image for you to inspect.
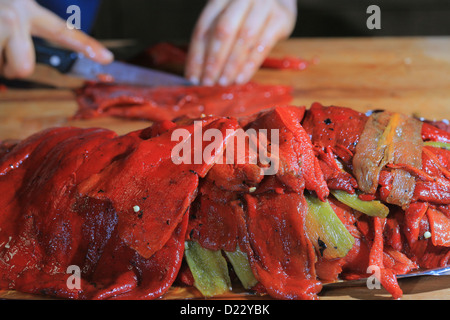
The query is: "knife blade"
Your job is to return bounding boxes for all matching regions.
[396,266,450,278]
[34,40,191,87]
[69,56,192,87]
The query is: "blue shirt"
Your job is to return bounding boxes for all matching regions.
[36,0,102,33]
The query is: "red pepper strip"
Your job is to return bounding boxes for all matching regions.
[133,42,312,72]
[415,181,450,204]
[369,217,403,299]
[201,123,265,193]
[261,56,309,70]
[426,207,450,247]
[4,270,99,299]
[424,145,450,172]
[142,42,187,68]
[387,163,435,182]
[187,180,240,252]
[388,148,450,205]
[442,251,450,266]
[422,122,450,143]
[319,146,342,172]
[0,127,85,176]
[4,128,116,274]
[175,260,195,287]
[369,218,384,267]
[340,238,372,280]
[34,129,118,272]
[78,116,240,259]
[75,82,293,122]
[0,128,87,243]
[247,106,329,201]
[0,123,207,300]
[92,272,138,300]
[388,144,450,204]
[202,162,263,192]
[377,170,391,202]
[238,193,322,300]
[301,102,368,161]
[384,210,404,252]
[75,196,189,300]
[314,146,358,194]
[0,139,18,160]
[359,194,377,201]
[383,247,418,276]
[413,243,448,269]
[93,211,190,300]
[404,202,429,246]
[422,147,450,179]
[0,128,124,298]
[141,119,177,138]
[314,258,346,282]
[333,144,355,164]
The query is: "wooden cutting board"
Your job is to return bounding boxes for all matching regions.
[0,36,449,300]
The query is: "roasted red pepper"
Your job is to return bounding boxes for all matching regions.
[75,82,293,122]
[246,105,329,201]
[1,103,449,301]
[239,193,322,300]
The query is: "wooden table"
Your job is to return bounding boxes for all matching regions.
[0,36,449,300]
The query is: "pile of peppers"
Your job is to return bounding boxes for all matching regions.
[0,103,449,300]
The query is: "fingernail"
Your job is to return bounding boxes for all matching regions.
[189,76,199,85]
[101,48,114,62]
[236,73,246,84]
[218,75,228,86]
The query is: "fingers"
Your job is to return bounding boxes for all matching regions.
[3,25,35,78]
[233,12,289,85]
[30,2,113,64]
[233,2,297,84]
[185,0,229,85]
[0,3,35,78]
[187,0,297,87]
[0,7,14,76]
[200,0,252,86]
[218,1,271,85]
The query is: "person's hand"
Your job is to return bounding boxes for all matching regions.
[0,0,113,79]
[185,0,297,86]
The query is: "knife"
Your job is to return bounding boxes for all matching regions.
[34,40,191,87]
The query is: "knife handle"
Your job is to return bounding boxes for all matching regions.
[33,38,78,74]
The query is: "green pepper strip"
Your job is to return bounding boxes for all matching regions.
[224,245,258,290]
[305,195,355,259]
[424,141,450,150]
[184,241,231,297]
[331,190,389,218]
